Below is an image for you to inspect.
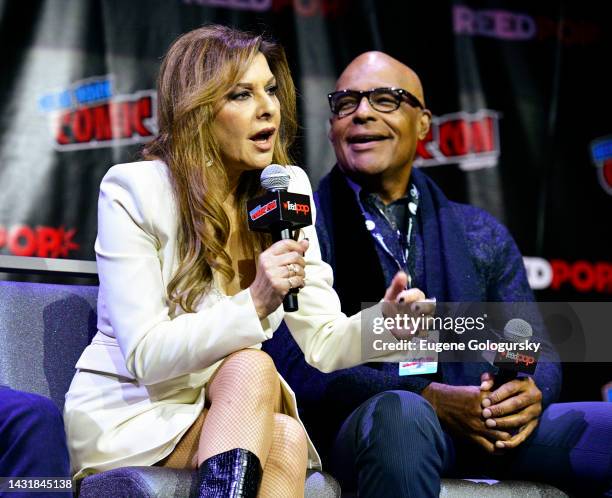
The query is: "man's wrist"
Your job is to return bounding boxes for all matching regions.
[421,382,445,414]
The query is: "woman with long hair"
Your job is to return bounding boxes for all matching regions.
[64,25,422,497]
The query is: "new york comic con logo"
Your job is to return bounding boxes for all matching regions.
[414,110,501,171]
[38,75,157,151]
[249,200,278,221]
[590,136,612,195]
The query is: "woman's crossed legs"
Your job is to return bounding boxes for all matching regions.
[157,349,308,497]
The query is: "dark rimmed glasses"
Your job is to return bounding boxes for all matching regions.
[328,87,424,117]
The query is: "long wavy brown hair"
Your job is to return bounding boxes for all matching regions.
[143,25,297,312]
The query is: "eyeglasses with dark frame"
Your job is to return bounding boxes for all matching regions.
[327,87,424,117]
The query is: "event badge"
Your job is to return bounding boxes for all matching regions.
[399,330,439,376]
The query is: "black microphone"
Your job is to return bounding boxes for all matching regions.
[247,164,312,312]
[491,318,539,390]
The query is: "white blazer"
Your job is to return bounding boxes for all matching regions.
[64,160,399,479]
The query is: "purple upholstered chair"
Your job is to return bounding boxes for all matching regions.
[0,281,341,498]
[0,279,567,497]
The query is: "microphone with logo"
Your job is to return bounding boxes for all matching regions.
[482,318,540,390]
[247,164,313,312]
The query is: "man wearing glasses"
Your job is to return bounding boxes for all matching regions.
[265,51,612,497]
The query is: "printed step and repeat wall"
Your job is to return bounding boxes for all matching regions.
[1,1,610,394]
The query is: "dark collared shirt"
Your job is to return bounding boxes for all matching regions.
[344,175,419,287]
[364,191,410,234]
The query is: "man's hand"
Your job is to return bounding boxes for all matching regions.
[481,373,542,450]
[421,381,512,454]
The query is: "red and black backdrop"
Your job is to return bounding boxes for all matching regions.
[1,1,610,398]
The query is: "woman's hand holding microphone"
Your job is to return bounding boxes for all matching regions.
[249,239,309,320]
[250,246,435,332]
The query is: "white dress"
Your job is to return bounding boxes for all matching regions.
[64,160,402,479]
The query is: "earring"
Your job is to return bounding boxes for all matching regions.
[205,158,213,167]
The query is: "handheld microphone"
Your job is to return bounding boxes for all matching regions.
[491,318,539,390]
[247,165,312,312]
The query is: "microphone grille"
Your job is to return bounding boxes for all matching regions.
[503,318,533,342]
[261,164,290,191]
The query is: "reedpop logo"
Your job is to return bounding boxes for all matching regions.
[453,5,601,46]
[0,225,79,258]
[283,201,310,215]
[524,257,612,294]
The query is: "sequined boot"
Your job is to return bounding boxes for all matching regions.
[197,448,262,497]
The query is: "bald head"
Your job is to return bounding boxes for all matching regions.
[336,51,425,107]
[328,51,432,203]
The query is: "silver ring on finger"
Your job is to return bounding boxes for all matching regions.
[286,264,293,277]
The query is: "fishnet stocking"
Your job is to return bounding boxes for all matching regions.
[198,349,282,463]
[258,414,308,498]
[155,349,307,495]
[155,410,206,469]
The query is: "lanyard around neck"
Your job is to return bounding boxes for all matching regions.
[356,183,420,288]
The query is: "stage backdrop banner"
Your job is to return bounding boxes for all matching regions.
[1,0,611,305]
